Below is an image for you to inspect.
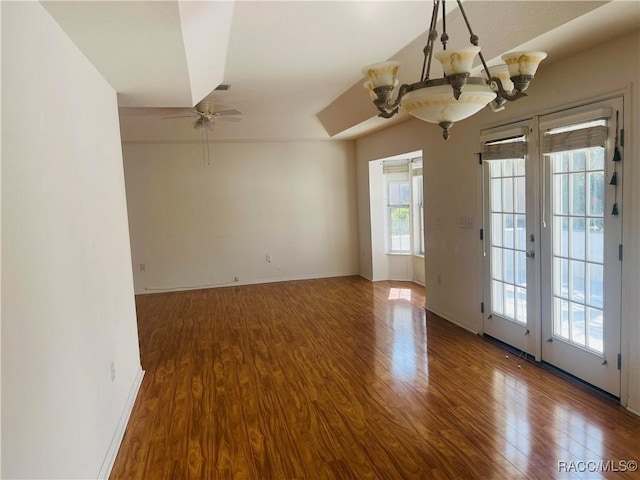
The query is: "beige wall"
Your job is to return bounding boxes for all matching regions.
[356,31,640,412]
[1,3,142,478]
[123,141,359,294]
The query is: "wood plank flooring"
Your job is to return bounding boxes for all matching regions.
[110,276,640,479]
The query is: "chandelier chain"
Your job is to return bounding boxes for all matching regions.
[421,0,441,82]
[440,1,448,51]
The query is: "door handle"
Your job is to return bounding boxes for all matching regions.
[526,250,535,258]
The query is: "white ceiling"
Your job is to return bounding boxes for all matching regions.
[42,1,639,143]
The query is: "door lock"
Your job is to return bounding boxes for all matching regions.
[526,250,535,258]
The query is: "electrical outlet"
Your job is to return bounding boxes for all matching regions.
[110,362,116,382]
[266,254,271,263]
[140,263,146,272]
[234,276,239,282]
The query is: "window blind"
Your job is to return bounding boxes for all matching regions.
[411,158,423,176]
[482,135,527,160]
[542,120,608,154]
[383,160,410,174]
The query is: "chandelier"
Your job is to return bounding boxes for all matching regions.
[362,0,546,139]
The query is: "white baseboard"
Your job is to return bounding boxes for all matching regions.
[425,306,480,335]
[137,271,360,295]
[627,405,640,417]
[98,367,145,479]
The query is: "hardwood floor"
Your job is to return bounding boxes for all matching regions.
[110,276,640,479]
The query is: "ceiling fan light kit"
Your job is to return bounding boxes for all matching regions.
[193,116,216,130]
[362,0,546,139]
[161,99,242,131]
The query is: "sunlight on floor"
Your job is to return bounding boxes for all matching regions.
[388,288,412,301]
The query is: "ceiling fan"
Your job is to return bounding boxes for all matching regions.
[162,99,242,130]
[162,100,242,165]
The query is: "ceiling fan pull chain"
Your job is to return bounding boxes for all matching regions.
[206,128,211,166]
[201,127,206,166]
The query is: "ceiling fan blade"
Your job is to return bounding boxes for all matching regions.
[218,116,242,123]
[214,109,242,116]
[162,114,199,119]
[120,107,194,117]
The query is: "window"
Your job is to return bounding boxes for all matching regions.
[383,158,423,254]
[412,160,425,255]
[387,180,411,252]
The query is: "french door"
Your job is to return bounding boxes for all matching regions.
[539,98,623,396]
[482,123,539,356]
[483,98,623,396]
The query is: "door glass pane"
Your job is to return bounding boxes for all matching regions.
[515,177,526,213]
[516,251,526,286]
[587,218,604,263]
[587,263,603,309]
[588,148,605,170]
[492,280,504,315]
[505,284,515,318]
[503,177,514,212]
[570,303,586,345]
[492,214,503,247]
[516,287,527,322]
[570,173,585,215]
[554,298,569,338]
[553,257,569,298]
[571,151,586,171]
[504,214,515,248]
[549,147,604,353]
[553,174,569,214]
[553,153,569,173]
[492,247,503,281]
[570,218,586,260]
[515,215,526,250]
[489,159,526,325]
[570,260,585,302]
[503,159,513,176]
[588,172,604,216]
[587,308,604,352]
[491,179,502,212]
[504,249,514,284]
[553,216,568,257]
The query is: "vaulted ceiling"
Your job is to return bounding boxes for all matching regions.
[42,1,639,142]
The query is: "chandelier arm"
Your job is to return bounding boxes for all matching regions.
[489,77,528,101]
[421,0,441,82]
[372,83,411,118]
